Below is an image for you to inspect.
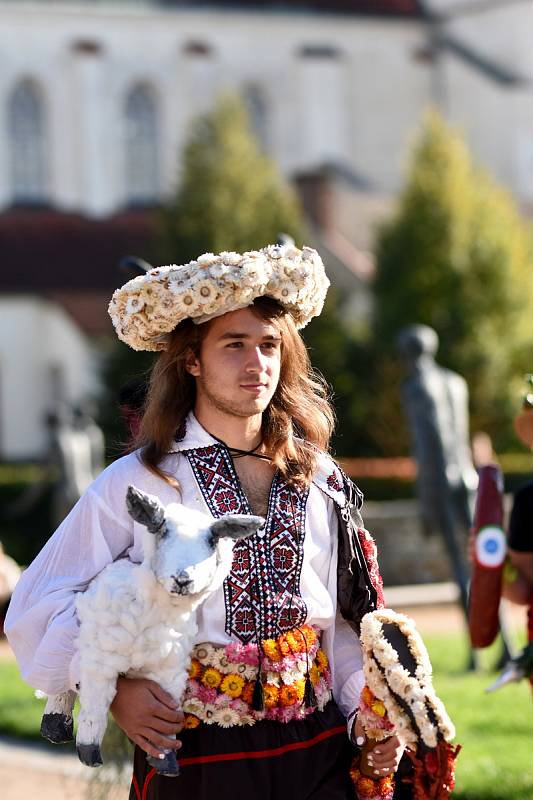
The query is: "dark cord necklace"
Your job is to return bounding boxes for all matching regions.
[207,429,272,461]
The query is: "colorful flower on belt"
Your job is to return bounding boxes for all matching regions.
[213,708,241,728]
[263,684,280,708]
[309,665,321,686]
[315,648,328,672]
[349,765,394,800]
[220,673,245,698]
[201,667,222,689]
[183,714,201,729]
[262,639,282,662]
[285,625,317,654]
[278,635,292,657]
[279,684,300,706]
[182,627,332,729]
[188,658,202,679]
[241,681,256,706]
[294,679,306,701]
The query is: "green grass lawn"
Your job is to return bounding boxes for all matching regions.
[425,633,533,800]
[0,658,65,743]
[0,632,532,798]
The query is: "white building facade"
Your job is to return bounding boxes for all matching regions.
[0,1,430,217]
[0,297,99,459]
[3,0,533,461]
[2,2,533,211]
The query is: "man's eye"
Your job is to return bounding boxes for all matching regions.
[227,341,243,348]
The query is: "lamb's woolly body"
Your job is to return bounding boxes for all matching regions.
[41,486,264,774]
[73,560,201,749]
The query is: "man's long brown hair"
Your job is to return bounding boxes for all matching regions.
[135,297,335,489]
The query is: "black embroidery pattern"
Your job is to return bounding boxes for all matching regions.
[186,445,308,643]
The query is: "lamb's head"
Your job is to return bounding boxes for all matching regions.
[126,485,264,598]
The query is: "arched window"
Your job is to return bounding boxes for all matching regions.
[124,84,159,205]
[243,84,269,153]
[8,80,48,204]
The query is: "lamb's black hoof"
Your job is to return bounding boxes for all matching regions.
[40,713,74,744]
[76,743,103,767]
[147,751,180,777]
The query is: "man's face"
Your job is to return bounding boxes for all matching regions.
[187,307,282,419]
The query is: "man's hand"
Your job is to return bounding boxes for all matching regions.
[353,717,405,776]
[110,677,184,760]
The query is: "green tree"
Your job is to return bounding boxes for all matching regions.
[159,94,303,261]
[373,110,533,451]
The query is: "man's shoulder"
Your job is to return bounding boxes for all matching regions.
[310,450,362,510]
[90,450,179,506]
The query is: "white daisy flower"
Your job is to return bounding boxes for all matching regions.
[194,279,218,304]
[280,668,302,685]
[182,698,204,717]
[219,251,242,266]
[211,650,231,672]
[213,707,240,728]
[194,645,211,665]
[125,296,145,316]
[197,253,217,266]
[208,261,229,279]
[203,703,218,724]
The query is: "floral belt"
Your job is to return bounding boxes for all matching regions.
[182,624,332,728]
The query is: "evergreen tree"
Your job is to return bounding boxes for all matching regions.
[159,94,303,261]
[373,110,533,451]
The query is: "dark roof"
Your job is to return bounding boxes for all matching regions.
[47,290,115,337]
[159,1,421,16]
[0,209,158,336]
[0,209,157,292]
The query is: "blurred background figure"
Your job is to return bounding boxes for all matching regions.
[46,403,105,525]
[397,324,477,625]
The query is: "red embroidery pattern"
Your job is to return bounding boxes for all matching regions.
[186,446,308,643]
[326,469,343,494]
[357,528,385,609]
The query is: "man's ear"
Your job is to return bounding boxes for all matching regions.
[185,349,201,377]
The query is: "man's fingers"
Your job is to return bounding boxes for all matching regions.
[149,703,183,724]
[146,717,184,736]
[141,728,182,752]
[132,734,165,760]
[146,681,179,710]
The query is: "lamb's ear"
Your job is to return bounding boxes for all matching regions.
[126,485,166,535]
[210,514,264,542]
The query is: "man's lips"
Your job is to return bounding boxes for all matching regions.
[240,383,267,393]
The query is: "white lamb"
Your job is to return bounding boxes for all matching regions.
[40,484,263,777]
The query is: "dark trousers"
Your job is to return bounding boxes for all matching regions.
[129,700,356,800]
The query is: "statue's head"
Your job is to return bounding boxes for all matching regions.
[396,325,439,364]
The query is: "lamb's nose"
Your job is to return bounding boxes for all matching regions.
[174,570,191,587]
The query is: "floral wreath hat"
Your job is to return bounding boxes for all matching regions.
[351,609,461,800]
[108,243,330,351]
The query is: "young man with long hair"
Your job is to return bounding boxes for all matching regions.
[6,244,404,798]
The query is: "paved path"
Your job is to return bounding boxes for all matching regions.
[0,586,528,799]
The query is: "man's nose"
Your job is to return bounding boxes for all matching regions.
[245,347,266,371]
